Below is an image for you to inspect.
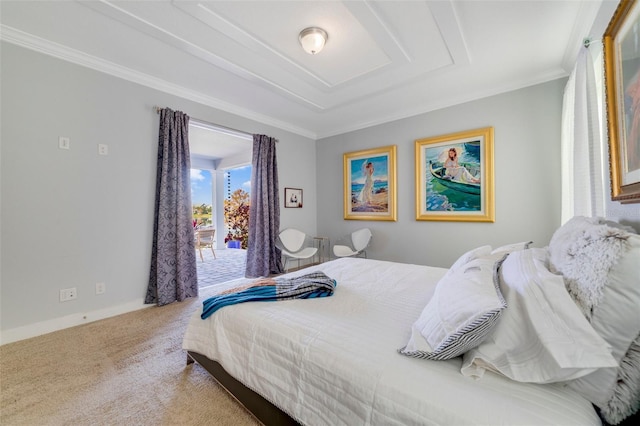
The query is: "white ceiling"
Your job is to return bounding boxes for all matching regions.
[189,121,253,166]
[0,0,617,151]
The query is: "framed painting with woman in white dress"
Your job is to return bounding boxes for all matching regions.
[343,145,397,221]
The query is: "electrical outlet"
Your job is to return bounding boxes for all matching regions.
[98,144,108,156]
[95,282,106,295]
[60,287,77,302]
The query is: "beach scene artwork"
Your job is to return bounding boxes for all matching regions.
[349,154,390,214]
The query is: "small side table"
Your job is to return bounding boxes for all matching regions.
[313,236,330,264]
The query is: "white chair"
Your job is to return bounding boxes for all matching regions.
[333,228,372,258]
[195,228,216,261]
[278,228,318,272]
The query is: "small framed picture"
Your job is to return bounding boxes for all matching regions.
[284,187,303,208]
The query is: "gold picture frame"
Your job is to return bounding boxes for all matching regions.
[604,0,640,203]
[343,145,397,221]
[415,127,494,222]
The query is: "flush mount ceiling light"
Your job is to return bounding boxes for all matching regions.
[299,27,328,55]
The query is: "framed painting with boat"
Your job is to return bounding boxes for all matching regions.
[415,127,494,222]
[343,145,397,221]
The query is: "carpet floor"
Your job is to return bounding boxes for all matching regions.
[0,281,260,426]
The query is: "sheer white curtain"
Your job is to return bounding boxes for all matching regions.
[561,45,606,223]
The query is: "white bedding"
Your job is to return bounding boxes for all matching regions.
[182,257,601,425]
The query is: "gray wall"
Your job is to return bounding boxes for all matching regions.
[317,79,566,268]
[3,39,639,342]
[0,43,317,338]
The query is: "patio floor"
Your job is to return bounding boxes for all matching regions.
[196,247,247,288]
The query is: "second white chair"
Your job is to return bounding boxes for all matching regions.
[278,228,318,272]
[333,228,372,258]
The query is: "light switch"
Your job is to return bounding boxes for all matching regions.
[58,137,70,150]
[98,144,109,156]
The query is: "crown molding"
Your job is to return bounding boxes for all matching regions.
[560,0,602,73]
[0,25,317,140]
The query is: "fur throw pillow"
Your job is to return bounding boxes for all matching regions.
[548,216,640,425]
[549,217,630,319]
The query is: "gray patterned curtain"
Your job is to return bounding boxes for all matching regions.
[245,134,284,278]
[145,108,198,306]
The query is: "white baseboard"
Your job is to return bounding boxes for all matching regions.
[0,299,152,345]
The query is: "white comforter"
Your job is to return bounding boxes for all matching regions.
[183,258,601,425]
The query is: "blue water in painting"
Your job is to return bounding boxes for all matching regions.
[425,144,481,212]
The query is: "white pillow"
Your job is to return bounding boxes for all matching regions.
[449,245,492,273]
[461,248,617,384]
[491,241,533,255]
[399,253,507,360]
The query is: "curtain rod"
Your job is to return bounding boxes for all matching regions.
[583,37,601,48]
[154,106,253,140]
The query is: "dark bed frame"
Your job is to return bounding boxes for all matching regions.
[187,351,301,426]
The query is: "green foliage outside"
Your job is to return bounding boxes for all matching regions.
[192,203,212,227]
[224,189,250,249]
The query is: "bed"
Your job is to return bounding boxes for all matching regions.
[183,217,640,425]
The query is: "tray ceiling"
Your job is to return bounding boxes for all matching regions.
[0,0,614,139]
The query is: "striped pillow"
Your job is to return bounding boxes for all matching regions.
[399,253,507,360]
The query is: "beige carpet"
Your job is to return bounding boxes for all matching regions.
[0,281,260,426]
